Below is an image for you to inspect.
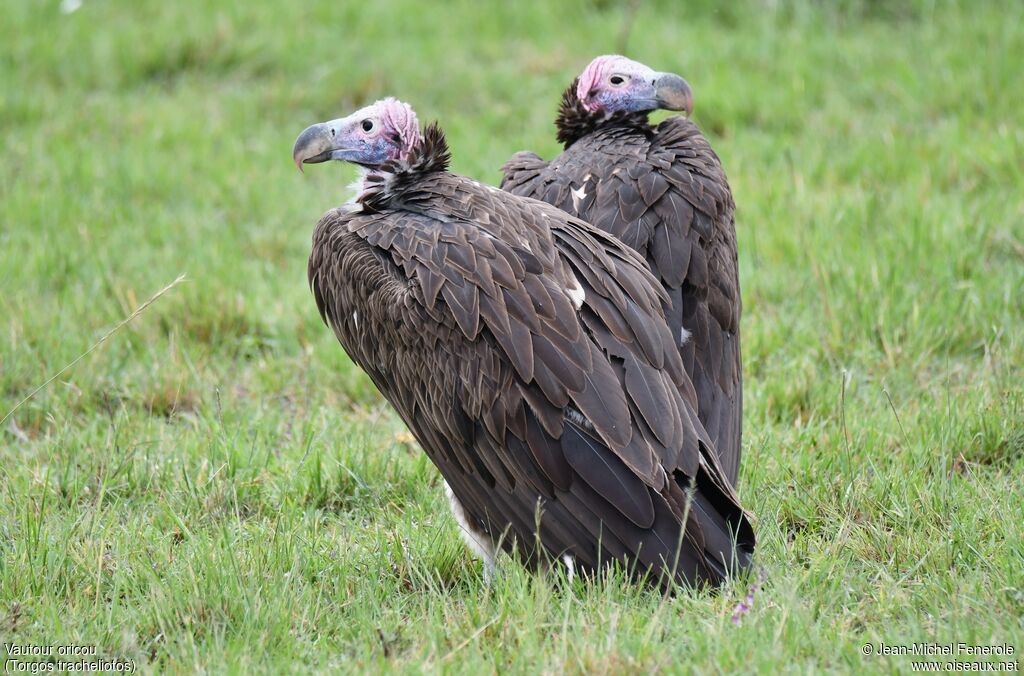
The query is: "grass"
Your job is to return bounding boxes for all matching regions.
[1,0,1022,672]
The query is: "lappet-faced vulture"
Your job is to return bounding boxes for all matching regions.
[501,56,744,487]
[293,98,754,588]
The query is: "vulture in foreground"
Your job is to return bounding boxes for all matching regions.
[293,98,754,588]
[502,56,744,486]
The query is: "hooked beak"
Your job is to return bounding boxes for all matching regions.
[653,73,694,116]
[292,122,355,172]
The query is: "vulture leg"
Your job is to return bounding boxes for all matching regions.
[444,480,498,582]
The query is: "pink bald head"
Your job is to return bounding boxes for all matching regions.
[292,97,425,171]
[576,55,626,103]
[573,55,693,116]
[376,97,423,156]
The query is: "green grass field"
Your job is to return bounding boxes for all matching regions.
[2,0,1022,672]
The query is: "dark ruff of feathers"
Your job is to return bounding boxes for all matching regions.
[555,78,651,148]
[359,122,452,212]
[308,125,753,589]
[502,82,745,487]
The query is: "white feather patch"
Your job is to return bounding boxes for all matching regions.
[570,185,588,213]
[444,481,497,580]
[562,554,576,583]
[566,274,585,310]
[346,167,369,204]
[680,326,692,346]
[565,407,594,431]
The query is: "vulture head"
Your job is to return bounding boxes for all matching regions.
[575,55,694,116]
[292,97,424,171]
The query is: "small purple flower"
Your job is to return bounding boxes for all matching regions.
[731,567,767,626]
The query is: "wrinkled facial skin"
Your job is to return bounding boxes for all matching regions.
[292,98,422,170]
[577,55,693,116]
[331,116,398,166]
[594,85,658,113]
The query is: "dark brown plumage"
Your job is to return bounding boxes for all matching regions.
[501,69,744,487]
[300,101,753,588]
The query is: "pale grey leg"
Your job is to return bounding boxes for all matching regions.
[444,481,497,583]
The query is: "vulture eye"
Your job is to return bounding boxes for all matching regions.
[610,75,625,86]
[361,119,374,132]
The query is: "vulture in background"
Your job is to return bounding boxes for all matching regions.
[502,56,744,487]
[293,98,754,588]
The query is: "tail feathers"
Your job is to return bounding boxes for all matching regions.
[665,469,755,587]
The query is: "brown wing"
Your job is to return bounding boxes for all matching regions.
[499,151,550,194]
[500,117,743,487]
[309,179,752,586]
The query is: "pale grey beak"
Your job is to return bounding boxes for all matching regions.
[653,73,694,115]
